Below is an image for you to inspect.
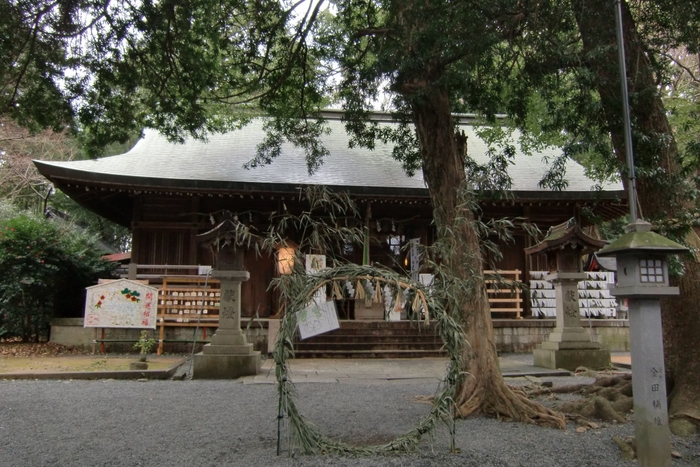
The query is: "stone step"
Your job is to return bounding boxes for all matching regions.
[312,322,441,337]
[292,320,446,358]
[299,334,442,344]
[314,329,441,337]
[295,342,445,351]
[334,320,437,330]
[291,349,448,359]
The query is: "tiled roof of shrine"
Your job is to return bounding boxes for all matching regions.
[35,112,623,197]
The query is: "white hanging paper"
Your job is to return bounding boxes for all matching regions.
[298,300,340,340]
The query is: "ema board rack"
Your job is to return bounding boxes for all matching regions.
[156,277,221,354]
[529,271,618,318]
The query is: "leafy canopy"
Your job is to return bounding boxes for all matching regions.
[0,205,115,341]
[2,1,698,180]
[2,1,548,181]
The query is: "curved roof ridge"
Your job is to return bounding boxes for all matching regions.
[35,118,623,194]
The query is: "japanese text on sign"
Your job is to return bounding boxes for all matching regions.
[84,279,158,329]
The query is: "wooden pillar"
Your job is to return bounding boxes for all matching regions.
[130,194,143,263]
[189,196,200,265]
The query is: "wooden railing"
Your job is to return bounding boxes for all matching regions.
[484,269,523,319]
[123,265,524,346]
[121,263,210,281]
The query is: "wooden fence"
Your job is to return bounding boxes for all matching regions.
[121,264,524,354]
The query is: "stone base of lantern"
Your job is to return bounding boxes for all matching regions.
[533,345,611,371]
[192,330,261,379]
[192,350,261,379]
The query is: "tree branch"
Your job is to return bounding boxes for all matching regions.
[662,52,700,84]
[352,28,393,39]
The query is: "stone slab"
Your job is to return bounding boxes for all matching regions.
[546,328,598,343]
[201,343,254,355]
[209,335,248,346]
[49,318,93,347]
[239,356,571,384]
[540,340,602,350]
[192,352,261,379]
[524,375,542,385]
[0,359,185,380]
[533,348,610,371]
[212,270,250,281]
[267,319,280,354]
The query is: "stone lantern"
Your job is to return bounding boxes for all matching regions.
[598,218,686,467]
[525,219,611,371]
[192,211,261,379]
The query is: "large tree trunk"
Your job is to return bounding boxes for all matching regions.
[574,0,700,435]
[410,89,564,428]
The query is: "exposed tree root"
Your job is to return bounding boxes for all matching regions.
[527,373,633,424]
[669,414,700,437]
[558,396,629,424]
[455,375,566,429]
[564,413,601,429]
[612,435,637,460]
[528,374,632,397]
[527,383,591,396]
[669,381,700,436]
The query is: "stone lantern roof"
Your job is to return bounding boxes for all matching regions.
[597,219,687,257]
[196,211,251,271]
[525,218,607,256]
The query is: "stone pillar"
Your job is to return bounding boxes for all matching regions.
[533,272,611,370]
[192,270,261,379]
[627,298,671,466]
[207,272,252,351]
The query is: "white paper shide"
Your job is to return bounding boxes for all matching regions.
[297,254,340,339]
[298,299,340,340]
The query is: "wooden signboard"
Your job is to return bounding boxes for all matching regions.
[84,279,158,329]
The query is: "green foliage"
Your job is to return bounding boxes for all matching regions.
[133,330,156,357]
[0,210,116,341]
[3,0,697,194]
[1,0,329,156]
[200,186,535,452]
[663,56,700,170]
[0,201,19,222]
[258,187,464,454]
[50,192,132,252]
[598,216,629,241]
[2,0,563,189]
[0,117,134,251]
[517,2,697,181]
[0,1,78,133]
[273,263,463,455]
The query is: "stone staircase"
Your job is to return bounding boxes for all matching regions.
[293,320,447,358]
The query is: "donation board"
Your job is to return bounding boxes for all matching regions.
[84,279,158,329]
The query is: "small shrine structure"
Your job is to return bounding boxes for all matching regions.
[525,219,611,370]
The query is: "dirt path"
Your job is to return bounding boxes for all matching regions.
[0,355,183,374]
[0,339,182,374]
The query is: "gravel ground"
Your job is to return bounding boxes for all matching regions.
[1,372,698,467]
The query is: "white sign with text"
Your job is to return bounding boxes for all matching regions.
[84,279,158,329]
